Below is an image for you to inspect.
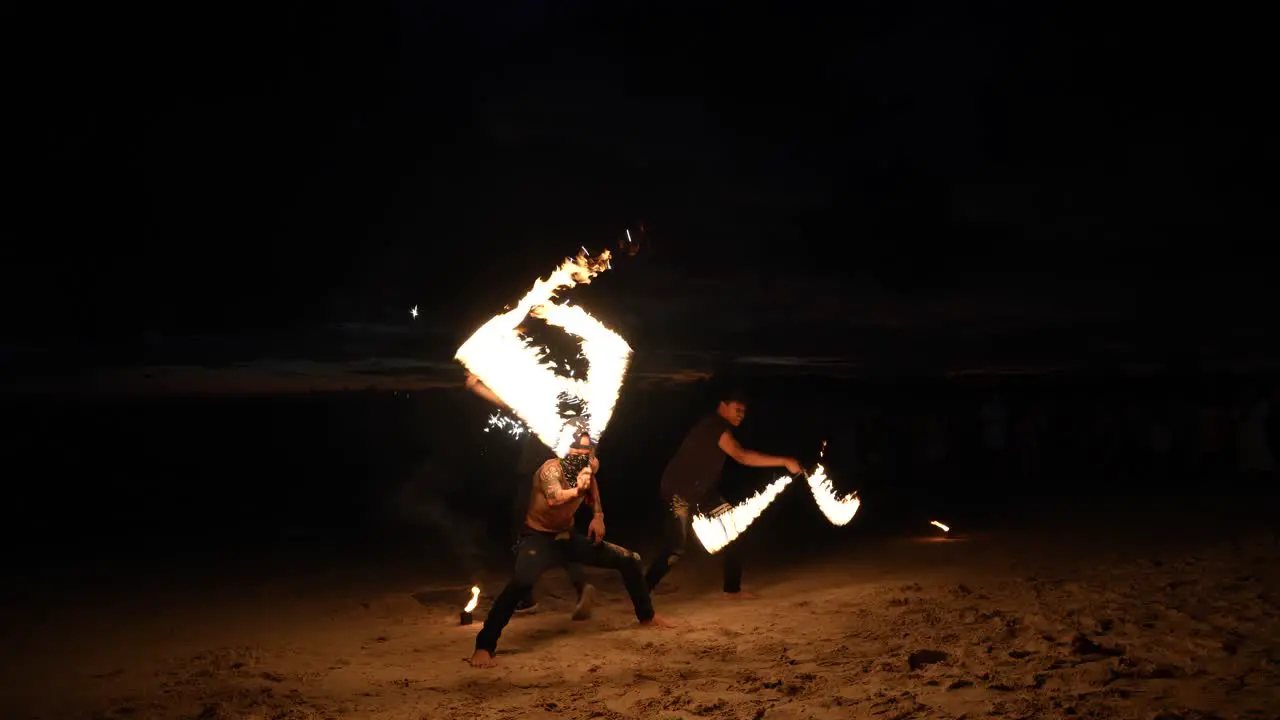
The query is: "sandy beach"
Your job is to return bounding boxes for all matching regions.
[4,498,1278,720]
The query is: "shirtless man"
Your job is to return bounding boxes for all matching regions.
[464,373,596,619]
[470,428,674,668]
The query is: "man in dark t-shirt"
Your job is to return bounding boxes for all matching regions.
[643,388,802,599]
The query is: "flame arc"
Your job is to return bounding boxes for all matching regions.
[805,463,861,526]
[464,586,480,613]
[690,474,794,554]
[454,249,631,456]
[690,450,863,554]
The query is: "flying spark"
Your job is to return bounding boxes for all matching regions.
[410,305,418,319]
[485,413,528,438]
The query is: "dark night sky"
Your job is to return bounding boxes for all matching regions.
[4,2,1276,393]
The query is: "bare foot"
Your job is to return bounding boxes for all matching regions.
[720,591,759,600]
[639,614,677,629]
[468,649,497,668]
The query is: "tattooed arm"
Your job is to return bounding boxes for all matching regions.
[538,461,585,506]
[588,457,603,517]
[585,456,606,543]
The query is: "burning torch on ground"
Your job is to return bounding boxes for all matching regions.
[460,586,480,626]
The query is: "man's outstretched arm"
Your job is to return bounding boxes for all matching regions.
[538,462,585,506]
[718,431,802,474]
[464,373,508,409]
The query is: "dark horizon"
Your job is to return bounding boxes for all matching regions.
[4,370,1270,559]
[5,3,1278,398]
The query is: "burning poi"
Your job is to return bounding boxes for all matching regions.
[455,248,632,457]
[804,463,861,526]
[691,474,795,554]
[690,442,861,554]
[805,442,861,526]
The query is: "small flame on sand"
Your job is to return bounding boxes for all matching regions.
[455,249,631,456]
[464,586,480,613]
[691,475,794,554]
[806,463,861,526]
[930,520,950,532]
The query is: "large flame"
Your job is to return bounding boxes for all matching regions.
[805,463,860,526]
[455,249,632,456]
[691,474,794,554]
[464,586,480,613]
[531,301,631,442]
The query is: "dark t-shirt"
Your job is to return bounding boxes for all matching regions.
[660,413,732,505]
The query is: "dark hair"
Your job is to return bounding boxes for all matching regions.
[717,387,749,406]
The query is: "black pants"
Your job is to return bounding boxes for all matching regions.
[643,495,743,594]
[475,528,654,654]
[514,530,588,605]
[510,470,587,605]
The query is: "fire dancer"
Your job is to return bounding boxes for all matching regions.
[464,373,597,619]
[644,388,803,599]
[469,428,674,668]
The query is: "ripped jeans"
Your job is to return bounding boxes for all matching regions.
[512,530,588,607]
[643,494,743,594]
[475,528,655,654]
